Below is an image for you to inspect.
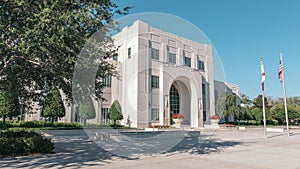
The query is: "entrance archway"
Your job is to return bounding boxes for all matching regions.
[169,80,191,125]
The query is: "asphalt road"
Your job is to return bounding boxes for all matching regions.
[1,127,300,169]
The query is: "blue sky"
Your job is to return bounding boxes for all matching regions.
[116,0,300,99]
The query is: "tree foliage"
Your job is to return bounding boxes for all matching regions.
[253,94,269,108]
[217,94,240,122]
[0,0,131,112]
[108,100,123,127]
[42,86,65,123]
[77,97,96,124]
[241,94,252,104]
[0,91,19,123]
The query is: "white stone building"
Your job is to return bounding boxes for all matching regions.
[97,20,215,128]
[21,20,217,128]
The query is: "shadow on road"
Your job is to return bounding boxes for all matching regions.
[166,131,242,155]
[0,130,242,168]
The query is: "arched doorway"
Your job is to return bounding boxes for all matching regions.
[169,80,191,125]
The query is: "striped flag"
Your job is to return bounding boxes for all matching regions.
[260,58,265,91]
[278,56,283,83]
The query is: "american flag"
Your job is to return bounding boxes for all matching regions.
[278,56,283,83]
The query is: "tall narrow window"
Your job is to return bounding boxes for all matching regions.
[169,84,180,114]
[101,108,109,124]
[151,48,159,60]
[151,75,159,89]
[202,84,206,94]
[169,53,176,64]
[198,60,205,71]
[184,57,191,67]
[103,76,112,87]
[128,48,131,59]
[151,108,159,121]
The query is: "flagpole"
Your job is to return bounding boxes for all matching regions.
[262,89,267,138]
[280,50,289,136]
[260,57,267,138]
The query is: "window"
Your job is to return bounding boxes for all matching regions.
[198,60,205,71]
[128,48,131,58]
[151,48,159,60]
[202,84,206,94]
[151,108,159,121]
[184,57,191,67]
[169,84,180,114]
[113,53,118,61]
[103,76,111,87]
[168,53,176,64]
[101,108,109,124]
[151,75,159,88]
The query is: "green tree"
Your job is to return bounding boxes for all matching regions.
[78,97,96,125]
[108,100,123,128]
[241,94,252,104]
[222,94,240,123]
[243,107,253,121]
[0,91,19,124]
[271,104,285,124]
[42,87,65,123]
[251,107,263,122]
[253,94,269,108]
[0,0,131,111]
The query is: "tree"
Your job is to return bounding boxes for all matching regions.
[222,94,240,123]
[0,0,131,112]
[251,107,263,122]
[77,97,96,125]
[241,94,252,104]
[0,91,19,124]
[108,100,123,128]
[42,87,65,123]
[253,94,269,108]
[271,103,300,124]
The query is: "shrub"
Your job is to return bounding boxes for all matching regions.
[4,120,82,129]
[267,119,279,125]
[0,130,54,157]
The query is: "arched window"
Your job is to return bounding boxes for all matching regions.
[169,84,180,114]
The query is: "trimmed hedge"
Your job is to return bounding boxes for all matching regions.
[3,120,82,128]
[0,130,54,157]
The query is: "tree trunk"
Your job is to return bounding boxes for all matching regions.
[3,115,6,124]
[51,117,54,124]
[114,120,116,128]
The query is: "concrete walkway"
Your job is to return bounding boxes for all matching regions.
[1,128,300,169]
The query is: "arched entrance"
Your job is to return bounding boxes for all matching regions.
[169,80,191,125]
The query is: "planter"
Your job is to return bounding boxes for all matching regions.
[172,119,183,128]
[210,119,220,125]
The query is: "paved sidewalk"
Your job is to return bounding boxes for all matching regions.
[1,128,300,169]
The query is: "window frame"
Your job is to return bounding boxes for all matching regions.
[151,75,159,89]
[168,53,176,64]
[151,48,159,60]
[151,108,159,121]
[184,57,191,67]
